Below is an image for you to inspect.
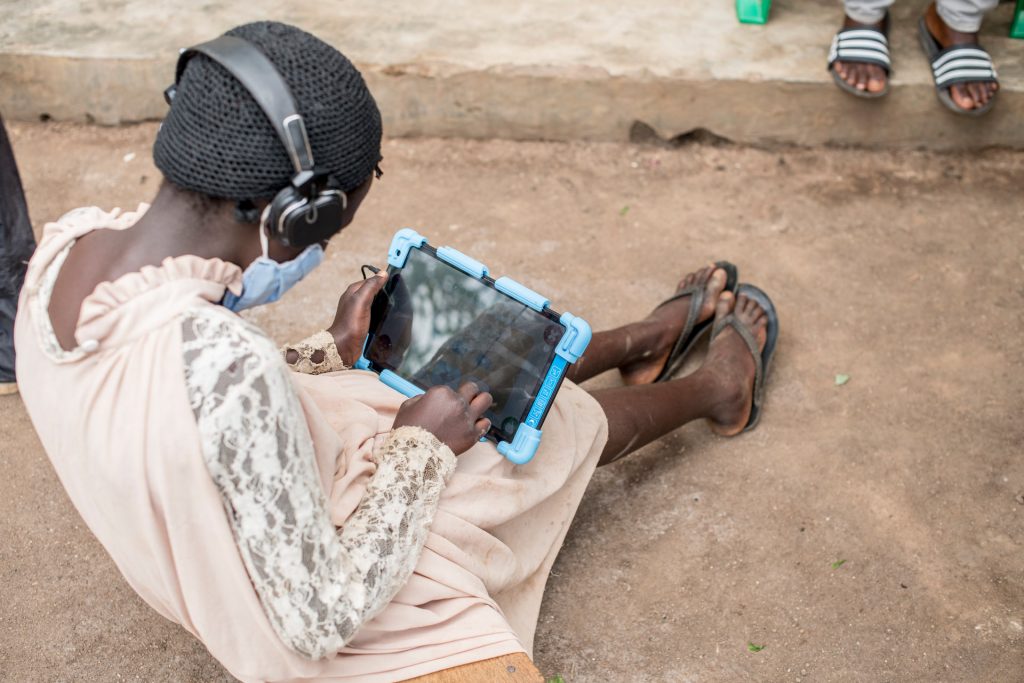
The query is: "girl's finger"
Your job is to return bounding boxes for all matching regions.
[345,273,387,309]
[468,391,493,419]
[457,381,480,405]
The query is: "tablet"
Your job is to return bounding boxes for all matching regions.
[355,229,591,464]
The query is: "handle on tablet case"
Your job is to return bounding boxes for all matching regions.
[524,356,569,429]
[494,277,549,312]
[554,312,592,363]
[436,246,488,278]
[388,228,427,268]
[378,369,425,398]
[497,425,543,465]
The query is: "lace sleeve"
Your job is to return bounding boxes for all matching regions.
[181,307,456,660]
[282,329,347,374]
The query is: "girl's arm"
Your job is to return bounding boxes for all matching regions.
[183,307,455,659]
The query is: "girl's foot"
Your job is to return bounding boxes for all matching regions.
[698,291,768,436]
[620,265,727,386]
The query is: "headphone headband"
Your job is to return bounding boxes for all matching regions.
[164,34,348,248]
[168,35,314,175]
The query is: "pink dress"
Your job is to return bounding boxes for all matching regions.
[15,205,608,682]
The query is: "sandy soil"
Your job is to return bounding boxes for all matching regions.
[1,121,1021,682]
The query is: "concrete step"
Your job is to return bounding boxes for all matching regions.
[1,0,1021,149]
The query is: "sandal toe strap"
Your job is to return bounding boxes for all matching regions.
[931,47,997,88]
[829,29,891,73]
[711,314,765,409]
[657,284,704,359]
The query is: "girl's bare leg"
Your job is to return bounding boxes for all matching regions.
[592,292,768,466]
[566,265,726,385]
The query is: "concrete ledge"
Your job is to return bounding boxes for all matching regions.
[1,0,1022,149]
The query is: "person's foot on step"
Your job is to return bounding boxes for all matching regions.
[700,291,767,436]
[620,265,727,386]
[925,1,998,111]
[833,15,889,95]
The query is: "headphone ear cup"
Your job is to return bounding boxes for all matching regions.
[269,186,347,247]
[266,185,304,246]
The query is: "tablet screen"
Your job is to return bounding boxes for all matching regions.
[365,246,565,441]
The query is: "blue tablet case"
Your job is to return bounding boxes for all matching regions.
[355,228,592,465]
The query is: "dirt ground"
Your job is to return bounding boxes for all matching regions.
[1,121,1021,682]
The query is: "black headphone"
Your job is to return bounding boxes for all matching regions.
[164,35,346,248]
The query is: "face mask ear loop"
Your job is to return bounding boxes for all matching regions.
[259,205,272,259]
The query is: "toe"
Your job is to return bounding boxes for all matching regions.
[706,267,727,299]
[950,85,974,110]
[714,291,735,320]
[864,64,885,93]
[855,66,869,91]
[701,268,727,319]
[736,293,751,316]
[746,299,762,323]
[753,315,768,347]
[969,82,985,107]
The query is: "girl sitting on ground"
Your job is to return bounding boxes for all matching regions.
[16,21,777,682]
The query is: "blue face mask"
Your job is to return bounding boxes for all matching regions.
[222,216,324,312]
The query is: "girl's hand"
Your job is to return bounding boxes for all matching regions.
[327,272,388,367]
[393,382,493,455]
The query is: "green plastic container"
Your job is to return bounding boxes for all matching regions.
[1012,0,1024,39]
[736,0,772,24]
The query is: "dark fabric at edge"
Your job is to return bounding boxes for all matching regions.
[0,114,35,382]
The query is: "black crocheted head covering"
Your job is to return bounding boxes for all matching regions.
[153,21,381,201]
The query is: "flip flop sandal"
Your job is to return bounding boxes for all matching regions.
[918,17,998,117]
[827,13,892,99]
[654,261,738,383]
[709,283,779,433]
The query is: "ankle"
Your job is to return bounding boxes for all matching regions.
[674,367,726,420]
[926,2,974,43]
[843,13,884,30]
[696,369,746,427]
[925,4,946,38]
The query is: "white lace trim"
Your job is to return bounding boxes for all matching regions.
[181,306,455,659]
[282,329,347,375]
